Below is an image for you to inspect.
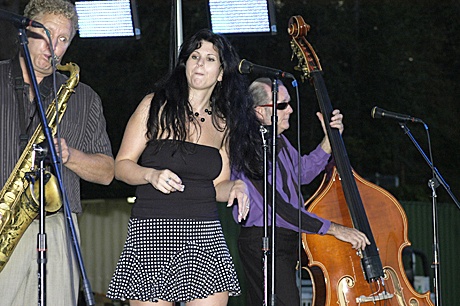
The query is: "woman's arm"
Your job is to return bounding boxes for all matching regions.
[115,94,152,185]
[115,94,184,193]
[214,142,250,222]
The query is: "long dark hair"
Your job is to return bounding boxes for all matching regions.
[146,29,262,179]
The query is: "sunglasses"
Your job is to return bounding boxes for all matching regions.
[258,102,290,110]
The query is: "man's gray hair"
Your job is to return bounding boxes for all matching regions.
[249,77,284,106]
[24,0,78,39]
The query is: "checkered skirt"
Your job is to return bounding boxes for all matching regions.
[106,218,241,302]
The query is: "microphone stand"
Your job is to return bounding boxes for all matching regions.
[17,27,96,306]
[260,125,269,306]
[265,78,279,306]
[37,148,48,306]
[25,144,49,306]
[399,122,460,306]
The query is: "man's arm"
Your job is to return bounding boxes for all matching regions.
[54,137,114,185]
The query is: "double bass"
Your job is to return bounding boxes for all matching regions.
[288,16,434,306]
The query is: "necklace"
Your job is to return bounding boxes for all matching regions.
[189,105,212,122]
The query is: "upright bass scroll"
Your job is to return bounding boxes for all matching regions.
[288,15,434,306]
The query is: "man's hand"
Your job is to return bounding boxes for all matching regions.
[327,222,371,251]
[53,137,71,164]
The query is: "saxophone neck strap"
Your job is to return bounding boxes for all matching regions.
[11,56,55,151]
[11,55,28,151]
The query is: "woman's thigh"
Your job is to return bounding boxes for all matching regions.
[129,299,173,306]
[186,291,229,306]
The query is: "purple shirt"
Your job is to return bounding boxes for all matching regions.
[231,134,331,235]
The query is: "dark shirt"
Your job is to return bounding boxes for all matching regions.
[0,58,113,213]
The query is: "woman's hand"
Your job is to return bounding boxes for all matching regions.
[226,179,250,222]
[146,168,185,194]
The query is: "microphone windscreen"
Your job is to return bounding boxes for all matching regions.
[238,59,251,74]
[371,106,383,119]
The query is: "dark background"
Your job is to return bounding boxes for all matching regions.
[1,0,459,205]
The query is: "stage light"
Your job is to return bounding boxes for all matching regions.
[75,0,141,39]
[207,0,277,36]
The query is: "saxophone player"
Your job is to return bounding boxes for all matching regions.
[0,0,114,305]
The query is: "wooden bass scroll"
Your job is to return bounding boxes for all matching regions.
[288,15,434,306]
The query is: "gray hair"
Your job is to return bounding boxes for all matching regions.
[249,77,284,106]
[24,0,78,39]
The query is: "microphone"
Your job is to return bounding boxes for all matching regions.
[371,106,423,123]
[238,59,294,79]
[0,9,44,28]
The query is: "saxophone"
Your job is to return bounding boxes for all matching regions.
[0,62,80,272]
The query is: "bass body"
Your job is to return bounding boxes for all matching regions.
[304,167,433,305]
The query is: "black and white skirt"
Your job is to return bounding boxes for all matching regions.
[106,218,241,302]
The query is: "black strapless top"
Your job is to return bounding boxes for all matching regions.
[132,139,223,220]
